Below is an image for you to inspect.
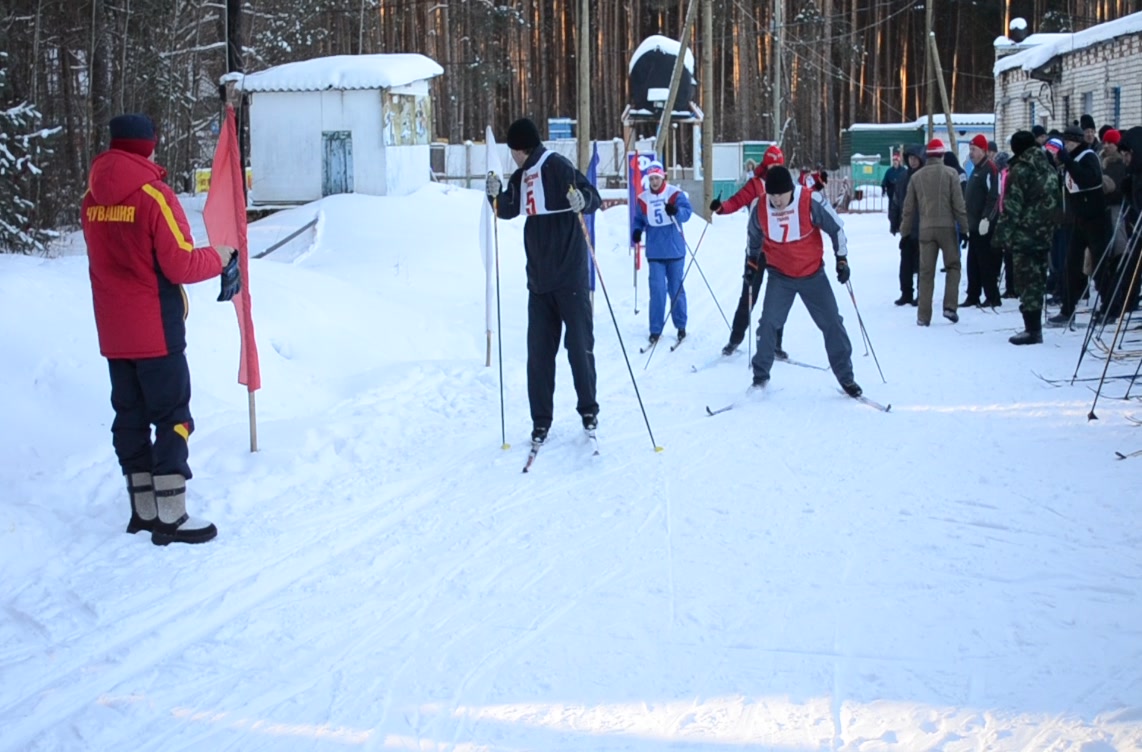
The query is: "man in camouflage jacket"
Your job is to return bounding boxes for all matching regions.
[995,131,1060,345]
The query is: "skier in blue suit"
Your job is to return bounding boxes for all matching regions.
[631,161,692,345]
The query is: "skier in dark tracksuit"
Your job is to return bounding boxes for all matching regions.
[747,166,861,397]
[486,117,602,443]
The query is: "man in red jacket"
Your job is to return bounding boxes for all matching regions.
[82,113,235,546]
[709,144,789,358]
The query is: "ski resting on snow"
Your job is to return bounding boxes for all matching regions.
[522,430,599,472]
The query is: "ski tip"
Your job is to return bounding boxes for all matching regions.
[654,445,665,453]
[886,404,892,412]
[502,443,512,451]
[1115,451,1127,459]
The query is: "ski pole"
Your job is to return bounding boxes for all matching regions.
[1064,214,1137,381]
[845,280,886,384]
[576,211,663,452]
[672,217,730,329]
[1089,243,1142,420]
[492,191,509,450]
[633,243,639,315]
[1069,212,1136,383]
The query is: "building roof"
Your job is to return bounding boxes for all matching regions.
[847,114,994,131]
[628,35,696,75]
[994,11,1142,75]
[227,54,443,93]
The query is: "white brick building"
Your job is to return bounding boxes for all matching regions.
[994,13,1142,143]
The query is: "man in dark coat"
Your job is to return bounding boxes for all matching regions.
[487,118,602,443]
[1046,125,1108,326]
[890,145,923,306]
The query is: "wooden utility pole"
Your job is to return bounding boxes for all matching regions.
[773,0,783,145]
[925,0,934,137]
[701,0,713,215]
[928,33,958,155]
[576,0,591,171]
[654,0,699,165]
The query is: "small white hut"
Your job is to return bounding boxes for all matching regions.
[230,54,444,205]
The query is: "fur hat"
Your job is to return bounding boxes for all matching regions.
[1080,114,1096,131]
[505,118,541,151]
[925,138,946,157]
[109,113,157,158]
[1010,130,1037,157]
[970,134,989,151]
[764,165,795,195]
[1062,125,1085,142]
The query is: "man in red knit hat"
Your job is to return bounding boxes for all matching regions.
[708,144,790,358]
[82,113,236,546]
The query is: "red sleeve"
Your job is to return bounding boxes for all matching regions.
[142,182,222,284]
[719,178,762,214]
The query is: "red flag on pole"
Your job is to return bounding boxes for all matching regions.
[204,106,261,392]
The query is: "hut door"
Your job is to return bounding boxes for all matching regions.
[322,131,354,196]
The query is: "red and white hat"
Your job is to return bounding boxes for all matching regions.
[970,134,989,151]
[645,160,666,178]
[925,138,946,157]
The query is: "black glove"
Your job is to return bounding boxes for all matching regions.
[959,233,969,249]
[743,257,759,285]
[835,256,850,284]
[631,229,642,245]
[217,251,242,302]
[898,236,908,251]
[664,202,678,216]
[709,198,722,213]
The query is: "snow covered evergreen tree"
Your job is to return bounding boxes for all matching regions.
[0,52,60,254]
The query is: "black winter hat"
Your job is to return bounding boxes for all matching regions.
[505,118,541,151]
[1010,130,1036,157]
[764,165,795,195]
[109,113,156,141]
[1080,113,1096,131]
[1031,125,1047,138]
[1062,125,1085,142]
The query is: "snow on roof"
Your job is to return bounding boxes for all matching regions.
[628,35,696,75]
[847,114,994,131]
[995,11,1142,75]
[232,54,443,93]
[993,32,1071,50]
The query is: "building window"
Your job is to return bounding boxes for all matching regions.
[1112,87,1122,127]
[1081,91,1093,120]
[1064,95,1071,126]
[1030,101,1036,129]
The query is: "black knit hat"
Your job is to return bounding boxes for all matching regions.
[505,118,541,151]
[1010,130,1036,157]
[109,113,157,157]
[1080,114,1096,131]
[1063,125,1084,142]
[1031,125,1047,138]
[764,165,795,195]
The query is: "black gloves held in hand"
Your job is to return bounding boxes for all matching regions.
[743,257,759,285]
[664,202,678,216]
[709,198,722,213]
[959,233,969,249]
[218,252,242,302]
[835,256,850,285]
[631,229,642,245]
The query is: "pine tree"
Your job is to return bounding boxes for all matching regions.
[0,52,60,254]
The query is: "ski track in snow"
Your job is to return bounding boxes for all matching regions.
[3,189,1142,750]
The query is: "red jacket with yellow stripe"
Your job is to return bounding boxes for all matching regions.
[82,149,222,359]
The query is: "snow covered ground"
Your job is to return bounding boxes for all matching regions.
[2,184,1140,751]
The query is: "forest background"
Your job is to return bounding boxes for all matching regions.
[1,0,1137,250]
